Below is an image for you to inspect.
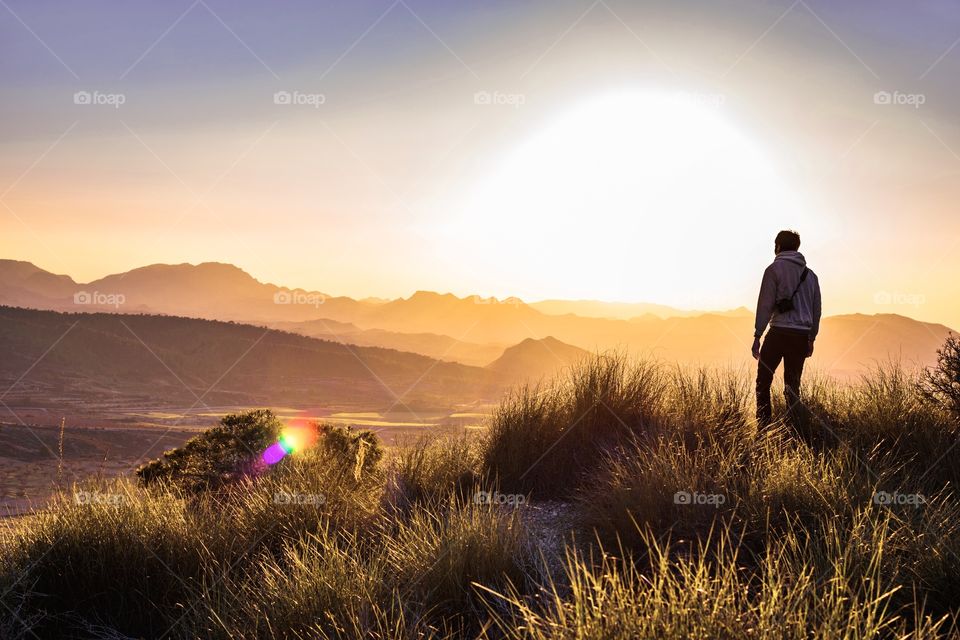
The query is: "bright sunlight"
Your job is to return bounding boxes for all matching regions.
[438,89,814,307]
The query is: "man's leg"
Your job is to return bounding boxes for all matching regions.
[756,330,784,427]
[782,333,808,427]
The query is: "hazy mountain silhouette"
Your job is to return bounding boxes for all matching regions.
[0,259,370,323]
[0,260,79,306]
[486,336,591,382]
[1,261,953,377]
[530,299,752,320]
[272,318,503,367]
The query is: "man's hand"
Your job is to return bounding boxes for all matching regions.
[752,337,761,360]
[807,339,815,358]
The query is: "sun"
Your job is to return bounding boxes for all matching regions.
[435,89,814,307]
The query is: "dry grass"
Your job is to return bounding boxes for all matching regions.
[3,351,960,638]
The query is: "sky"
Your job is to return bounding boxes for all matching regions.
[2,0,960,327]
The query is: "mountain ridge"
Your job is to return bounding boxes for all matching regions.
[0,305,503,414]
[1,260,953,378]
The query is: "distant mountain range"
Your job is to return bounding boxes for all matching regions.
[1,260,954,380]
[528,299,752,320]
[0,260,345,323]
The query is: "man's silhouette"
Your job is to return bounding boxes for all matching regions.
[752,230,822,426]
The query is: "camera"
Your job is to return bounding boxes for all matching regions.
[774,298,795,313]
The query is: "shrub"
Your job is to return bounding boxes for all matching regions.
[316,423,384,482]
[919,332,960,421]
[136,409,281,491]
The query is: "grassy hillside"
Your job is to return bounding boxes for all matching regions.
[0,306,500,411]
[3,342,960,638]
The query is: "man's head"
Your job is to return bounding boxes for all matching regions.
[775,230,801,254]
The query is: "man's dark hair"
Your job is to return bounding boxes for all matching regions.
[775,230,801,252]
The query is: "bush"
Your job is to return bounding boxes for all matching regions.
[136,409,281,491]
[316,423,384,482]
[920,332,960,421]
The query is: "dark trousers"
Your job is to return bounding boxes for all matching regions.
[756,327,809,426]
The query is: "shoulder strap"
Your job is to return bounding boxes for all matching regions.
[789,267,809,301]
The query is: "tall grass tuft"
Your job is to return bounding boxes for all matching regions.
[482,354,666,498]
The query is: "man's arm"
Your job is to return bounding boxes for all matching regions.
[752,266,776,359]
[754,266,776,338]
[807,274,822,357]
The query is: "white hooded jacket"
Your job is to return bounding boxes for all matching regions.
[754,250,822,340]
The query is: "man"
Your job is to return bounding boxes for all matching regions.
[752,230,822,427]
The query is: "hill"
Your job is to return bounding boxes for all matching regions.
[486,336,591,382]
[0,306,501,414]
[271,318,504,367]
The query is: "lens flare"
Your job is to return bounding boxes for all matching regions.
[261,419,320,465]
[262,442,287,465]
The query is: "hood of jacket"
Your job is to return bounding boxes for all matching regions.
[774,250,806,269]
